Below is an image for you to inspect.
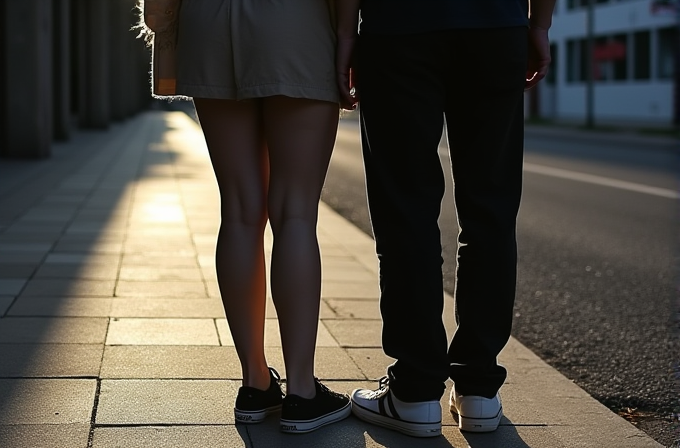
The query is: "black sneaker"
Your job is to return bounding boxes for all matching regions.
[234,367,284,424]
[280,379,351,433]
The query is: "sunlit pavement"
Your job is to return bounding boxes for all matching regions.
[0,111,665,447]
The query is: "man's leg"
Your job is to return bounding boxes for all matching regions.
[444,27,527,399]
[350,30,450,437]
[359,31,450,400]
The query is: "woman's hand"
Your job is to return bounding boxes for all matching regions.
[336,35,358,111]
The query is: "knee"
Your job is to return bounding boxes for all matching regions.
[220,196,268,228]
[267,205,318,236]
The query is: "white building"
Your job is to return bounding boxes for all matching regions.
[534,0,678,126]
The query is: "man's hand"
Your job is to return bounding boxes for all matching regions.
[336,35,358,111]
[525,27,551,90]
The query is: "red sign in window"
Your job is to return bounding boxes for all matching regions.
[593,41,626,60]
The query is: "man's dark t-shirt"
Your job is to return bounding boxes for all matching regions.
[359,0,529,35]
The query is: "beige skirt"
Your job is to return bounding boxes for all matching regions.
[175,0,338,103]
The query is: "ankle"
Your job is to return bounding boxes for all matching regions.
[285,379,316,399]
[242,365,271,391]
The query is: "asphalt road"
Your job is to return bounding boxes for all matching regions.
[322,117,679,447]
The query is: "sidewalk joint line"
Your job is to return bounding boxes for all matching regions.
[87,378,103,448]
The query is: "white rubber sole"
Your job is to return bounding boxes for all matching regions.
[450,405,503,433]
[352,402,442,438]
[234,404,281,424]
[280,402,352,434]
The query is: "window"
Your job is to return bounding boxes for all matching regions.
[592,34,628,81]
[612,34,628,80]
[546,44,558,84]
[566,38,592,83]
[633,31,650,80]
[658,27,678,79]
[566,39,579,82]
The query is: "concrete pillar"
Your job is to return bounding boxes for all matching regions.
[109,0,127,121]
[78,0,110,128]
[3,0,53,158]
[53,0,71,141]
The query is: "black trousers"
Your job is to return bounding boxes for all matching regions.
[359,27,527,401]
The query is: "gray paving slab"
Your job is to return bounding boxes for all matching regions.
[0,344,104,378]
[73,213,129,224]
[64,227,126,237]
[101,345,241,379]
[96,379,235,425]
[448,426,560,448]
[33,262,119,280]
[0,280,27,296]
[52,241,124,254]
[66,222,128,233]
[0,423,90,448]
[324,319,382,348]
[3,223,67,236]
[8,297,113,317]
[17,209,76,223]
[346,348,396,380]
[118,266,203,281]
[318,300,337,319]
[0,263,39,278]
[319,244,355,257]
[0,234,58,244]
[188,222,220,233]
[124,228,191,238]
[115,280,207,298]
[0,296,14,315]
[322,280,380,300]
[91,426,248,448]
[0,252,45,263]
[246,415,378,448]
[197,254,215,267]
[122,254,199,267]
[123,241,196,254]
[0,379,96,424]
[110,298,225,318]
[206,280,221,298]
[0,317,108,344]
[200,265,217,280]
[40,193,88,203]
[322,265,376,282]
[325,298,381,320]
[45,253,120,265]
[20,279,115,297]
[55,234,125,245]
[106,318,220,345]
[192,233,216,245]
[0,243,52,252]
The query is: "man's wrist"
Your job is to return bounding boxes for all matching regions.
[529,23,550,31]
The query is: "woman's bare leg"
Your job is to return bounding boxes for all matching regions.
[263,96,339,398]
[193,98,271,391]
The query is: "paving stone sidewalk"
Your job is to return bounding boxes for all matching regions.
[0,111,664,447]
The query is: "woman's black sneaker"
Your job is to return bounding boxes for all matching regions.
[280,379,351,433]
[234,367,284,424]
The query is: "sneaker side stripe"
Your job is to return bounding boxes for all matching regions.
[386,392,400,420]
[378,393,387,416]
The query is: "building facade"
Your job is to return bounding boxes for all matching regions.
[1,0,151,158]
[533,0,679,126]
